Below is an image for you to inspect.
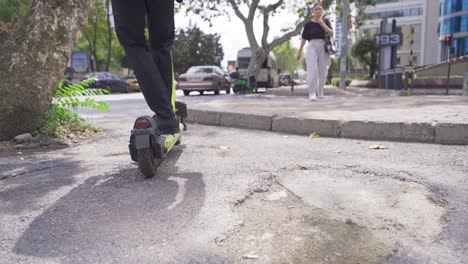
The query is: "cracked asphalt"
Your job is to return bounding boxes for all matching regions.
[1,93,467,263]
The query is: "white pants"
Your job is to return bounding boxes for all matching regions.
[306,39,331,97]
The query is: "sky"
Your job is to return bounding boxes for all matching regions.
[174,1,337,69]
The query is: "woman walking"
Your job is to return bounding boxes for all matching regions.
[297,3,334,101]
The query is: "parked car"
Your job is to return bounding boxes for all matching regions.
[123,75,140,92]
[178,66,231,96]
[82,72,132,93]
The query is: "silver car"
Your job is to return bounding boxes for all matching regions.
[178,66,231,96]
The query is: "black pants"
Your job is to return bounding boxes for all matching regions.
[112,0,175,118]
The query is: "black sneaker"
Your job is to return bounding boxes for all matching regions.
[154,115,180,135]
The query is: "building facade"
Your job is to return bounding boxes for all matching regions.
[439,0,468,60]
[359,0,439,66]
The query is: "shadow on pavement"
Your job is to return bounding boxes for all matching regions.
[0,159,82,215]
[13,148,215,263]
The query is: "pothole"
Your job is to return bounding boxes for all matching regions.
[218,182,394,263]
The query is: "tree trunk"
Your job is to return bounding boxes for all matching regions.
[339,0,350,89]
[105,0,112,72]
[0,0,92,140]
[247,48,268,88]
[83,31,96,72]
[92,15,99,71]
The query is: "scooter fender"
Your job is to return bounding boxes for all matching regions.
[133,133,165,158]
[134,134,151,150]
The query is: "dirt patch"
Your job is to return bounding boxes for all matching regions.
[0,130,103,157]
[219,183,394,263]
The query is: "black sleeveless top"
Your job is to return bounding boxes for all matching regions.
[301,19,332,40]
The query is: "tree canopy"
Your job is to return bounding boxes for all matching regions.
[173,24,224,74]
[273,41,300,74]
[351,37,378,79]
[0,0,31,41]
[76,0,121,72]
[0,0,31,23]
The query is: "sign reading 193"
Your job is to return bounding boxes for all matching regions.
[374,33,402,47]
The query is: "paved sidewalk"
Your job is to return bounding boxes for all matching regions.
[185,86,468,145]
[266,85,463,96]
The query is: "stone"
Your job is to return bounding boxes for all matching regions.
[14,133,32,144]
[266,190,288,201]
[261,233,275,240]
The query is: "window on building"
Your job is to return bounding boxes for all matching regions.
[440,15,468,36]
[454,37,468,57]
[442,0,467,15]
[410,8,422,16]
[464,37,468,55]
[369,8,423,20]
[462,15,468,32]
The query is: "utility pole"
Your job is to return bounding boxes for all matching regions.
[339,0,350,89]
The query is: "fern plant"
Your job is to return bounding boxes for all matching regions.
[55,77,110,112]
[38,77,110,137]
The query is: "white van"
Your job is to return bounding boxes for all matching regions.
[236,48,279,88]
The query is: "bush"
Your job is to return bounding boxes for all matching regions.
[330,78,352,87]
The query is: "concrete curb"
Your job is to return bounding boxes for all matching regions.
[186,109,468,145]
[220,112,274,131]
[187,110,221,126]
[341,121,435,143]
[434,123,468,145]
[272,117,341,137]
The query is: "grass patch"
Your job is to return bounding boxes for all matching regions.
[330,78,352,87]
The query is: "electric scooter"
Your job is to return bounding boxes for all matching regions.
[128,101,187,178]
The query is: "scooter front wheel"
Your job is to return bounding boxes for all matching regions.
[137,148,161,178]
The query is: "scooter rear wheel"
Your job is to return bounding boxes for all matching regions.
[137,148,161,178]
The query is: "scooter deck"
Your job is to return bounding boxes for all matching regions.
[162,123,185,155]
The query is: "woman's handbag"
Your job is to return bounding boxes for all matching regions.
[324,33,336,55]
